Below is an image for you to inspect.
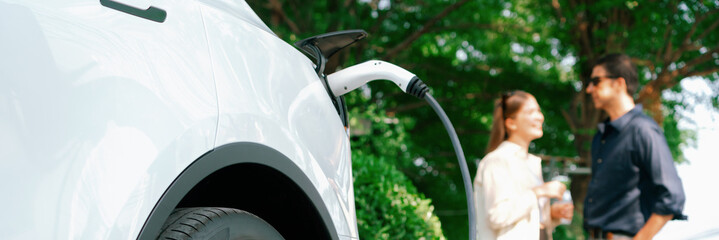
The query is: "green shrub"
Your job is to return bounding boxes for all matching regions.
[353,153,446,240]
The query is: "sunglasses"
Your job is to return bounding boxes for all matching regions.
[589,76,618,86]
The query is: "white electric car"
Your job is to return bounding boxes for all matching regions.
[0,0,362,239]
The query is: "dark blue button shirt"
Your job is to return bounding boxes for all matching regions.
[584,105,687,235]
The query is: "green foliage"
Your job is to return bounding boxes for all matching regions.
[353,153,446,240]
[662,94,698,164]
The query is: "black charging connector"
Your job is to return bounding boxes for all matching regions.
[406,77,430,99]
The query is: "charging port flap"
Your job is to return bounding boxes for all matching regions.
[294,29,367,67]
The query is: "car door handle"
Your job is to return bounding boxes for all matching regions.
[100,0,166,23]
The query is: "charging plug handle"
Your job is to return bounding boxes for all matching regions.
[327,60,428,98]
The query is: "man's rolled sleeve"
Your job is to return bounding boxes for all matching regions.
[636,123,687,220]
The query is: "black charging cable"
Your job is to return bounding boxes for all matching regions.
[407,79,477,240]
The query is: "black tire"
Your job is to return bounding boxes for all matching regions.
[157,207,285,240]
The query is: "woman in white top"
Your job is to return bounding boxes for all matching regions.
[474,90,573,240]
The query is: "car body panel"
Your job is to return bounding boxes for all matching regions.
[1,0,216,238]
[199,3,356,237]
[0,0,357,239]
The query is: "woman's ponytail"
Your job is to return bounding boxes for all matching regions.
[485,90,531,154]
[486,98,506,154]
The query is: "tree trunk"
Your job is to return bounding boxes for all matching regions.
[568,94,599,216]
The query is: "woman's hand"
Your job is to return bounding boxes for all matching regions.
[533,180,566,199]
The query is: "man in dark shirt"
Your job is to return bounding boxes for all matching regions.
[584,53,686,240]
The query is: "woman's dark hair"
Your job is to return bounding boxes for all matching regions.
[594,53,639,97]
[486,90,532,154]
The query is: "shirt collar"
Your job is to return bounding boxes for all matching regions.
[598,104,643,134]
[498,141,522,153]
[497,141,533,160]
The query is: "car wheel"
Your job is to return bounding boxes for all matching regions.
[157,207,284,240]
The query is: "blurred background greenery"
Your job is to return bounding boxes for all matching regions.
[247,0,719,239]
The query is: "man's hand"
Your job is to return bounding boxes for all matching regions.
[550,203,573,220]
[633,213,672,240]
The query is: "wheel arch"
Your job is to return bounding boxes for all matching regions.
[137,142,338,240]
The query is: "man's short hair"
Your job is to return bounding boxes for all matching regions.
[594,53,639,97]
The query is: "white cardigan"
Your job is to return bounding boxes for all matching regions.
[474,141,553,240]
